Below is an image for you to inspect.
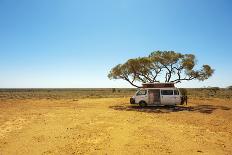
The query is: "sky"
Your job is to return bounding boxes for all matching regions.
[0,0,232,88]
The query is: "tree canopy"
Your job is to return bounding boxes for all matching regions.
[108,51,214,87]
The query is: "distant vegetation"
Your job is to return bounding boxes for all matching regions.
[0,89,135,100]
[227,86,232,90]
[0,88,231,100]
[187,88,232,99]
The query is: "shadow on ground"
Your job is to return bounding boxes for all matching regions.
[109,104,231,114]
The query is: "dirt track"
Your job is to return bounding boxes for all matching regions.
[0,98,232,155]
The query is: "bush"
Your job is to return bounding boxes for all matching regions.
[179,88,187,96]
[112,88,116,93]
[208,87,220,94]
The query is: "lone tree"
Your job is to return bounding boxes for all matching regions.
[108,51,214,88]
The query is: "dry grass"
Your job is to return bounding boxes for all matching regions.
[0,88,135,100]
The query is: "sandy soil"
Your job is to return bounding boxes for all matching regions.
[0,97,232,155]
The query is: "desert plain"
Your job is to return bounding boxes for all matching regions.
[0,89,231,155]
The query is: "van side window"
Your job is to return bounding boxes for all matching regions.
[136,90,147,96]
[174,90,179,95]
[161,90,173,95]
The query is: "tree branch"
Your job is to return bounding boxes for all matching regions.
[119,75,141,88]
[171,76,196,83]
[150,68,162,82]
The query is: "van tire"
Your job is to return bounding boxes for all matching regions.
[139,101,147,108]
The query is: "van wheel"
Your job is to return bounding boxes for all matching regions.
[139,101,147,108]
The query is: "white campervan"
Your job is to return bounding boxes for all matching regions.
[130,83,186,107]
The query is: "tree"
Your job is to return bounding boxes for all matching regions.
[108,51,214,88]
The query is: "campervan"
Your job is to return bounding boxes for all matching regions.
[130,83,187,107]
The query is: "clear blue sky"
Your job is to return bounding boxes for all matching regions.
[0,0,231,88]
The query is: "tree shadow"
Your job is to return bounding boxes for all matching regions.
[109,104,231,114]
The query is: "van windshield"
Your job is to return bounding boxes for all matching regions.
[136,90,147,96]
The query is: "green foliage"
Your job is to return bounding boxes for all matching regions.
[108,51,214,87]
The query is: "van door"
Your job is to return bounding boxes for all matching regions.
[160,89,174,105]
[148,89,160,105]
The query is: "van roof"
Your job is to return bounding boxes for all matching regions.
[141,87,177,90]
[142,83,175,88]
